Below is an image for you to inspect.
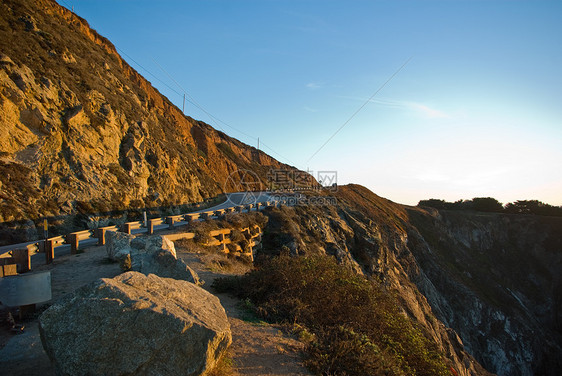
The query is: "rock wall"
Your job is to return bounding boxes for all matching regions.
[406,208,562,375]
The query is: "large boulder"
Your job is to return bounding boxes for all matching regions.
[39,272,231,376]
[106,232,201,285]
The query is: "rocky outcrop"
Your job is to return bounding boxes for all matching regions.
[406,208,562,376]
[106,232,201,285]
[39,271,231,376]
[260,193,493,376]
[106,231,135,264]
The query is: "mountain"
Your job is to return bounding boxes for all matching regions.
[0,0,293,229]
[1,1,560,375]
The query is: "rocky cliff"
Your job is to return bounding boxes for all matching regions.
[406,207,562,375]
[261,185,561,375]
[0,0,293,228]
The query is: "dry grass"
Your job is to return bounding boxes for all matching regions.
[207,350,238,376]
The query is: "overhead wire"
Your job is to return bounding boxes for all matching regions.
[149,57,297,166]
[306,56,413,163]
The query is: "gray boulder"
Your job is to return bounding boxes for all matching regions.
[39,271,231,376]
[105,231,135,264]
[106,232,201,285]
[130,235,201,285]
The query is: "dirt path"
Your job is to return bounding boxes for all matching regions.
[0,244,311,376]
[178,251,312,376]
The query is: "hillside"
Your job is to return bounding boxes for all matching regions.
[0,0,294,228]
[257,185,562,375]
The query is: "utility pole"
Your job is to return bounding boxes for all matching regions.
[257,137,260,150]
[182,94,185,113]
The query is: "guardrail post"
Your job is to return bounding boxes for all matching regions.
[122,223,132,234]
[45,239,55,264]
[69,233,79,254]
[148,219,157,234]
[166,217,175,230]
[97,228,106,246]
[219,232,227,252]
[11,248,31,273]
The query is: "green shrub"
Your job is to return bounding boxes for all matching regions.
[213,255,449,376]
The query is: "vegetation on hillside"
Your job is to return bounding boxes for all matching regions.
[418,197,562,216]
[214,255,451,376]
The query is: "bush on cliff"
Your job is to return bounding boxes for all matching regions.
[214,255,450,376]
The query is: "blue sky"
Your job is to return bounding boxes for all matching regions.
[57,0,562,206]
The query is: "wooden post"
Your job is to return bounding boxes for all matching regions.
[148,219,156,235]
[45,239,55,264]
[12,248,31,273]
[122,223,132,235]
[97,228,107,246]
[219,232,227,252]
[167,217,175,230]
[69,233,79,254]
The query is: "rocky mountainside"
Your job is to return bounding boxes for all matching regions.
[0,0,293,227]
[260,185,562,375]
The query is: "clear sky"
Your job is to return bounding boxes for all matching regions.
[56,0,562,206]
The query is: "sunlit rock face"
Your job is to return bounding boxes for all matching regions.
[0,0,294,237]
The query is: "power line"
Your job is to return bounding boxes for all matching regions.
[306,56,413,163]
[149,57,297,165]
[115,47,183,97]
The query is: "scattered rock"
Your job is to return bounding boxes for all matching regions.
[39,271,232,376]
[105,231,134,263]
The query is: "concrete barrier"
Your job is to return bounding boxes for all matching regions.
[0,271,51,307]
